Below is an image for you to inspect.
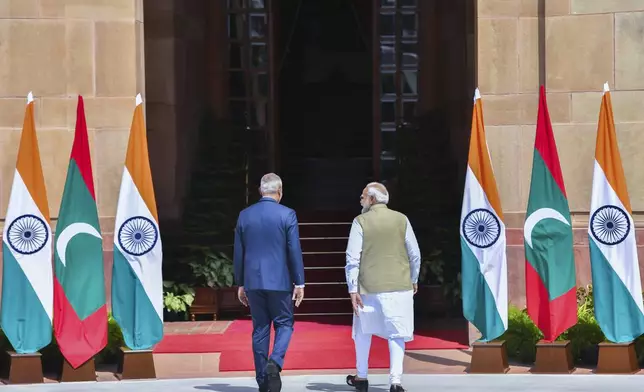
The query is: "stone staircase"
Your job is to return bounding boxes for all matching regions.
[295,211,355,319]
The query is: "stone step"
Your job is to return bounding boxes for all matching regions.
[304,267,345,283]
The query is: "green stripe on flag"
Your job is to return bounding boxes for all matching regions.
[54,161,104,321]
[1,243,51,353]
[526,153,570,217]
[525,152,575,300]
[112,247,163,350]
[589,238,644,343]
[461,237,505,342]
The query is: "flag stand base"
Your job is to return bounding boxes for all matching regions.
[596,341,639,374]
[469,341,509,373]
[5,351,43,384]
[533,340,574,373]
[59,358,96,382]
[117,347,156,380]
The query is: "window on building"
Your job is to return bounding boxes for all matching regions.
[227,0,271,202]
[376,0,418,184]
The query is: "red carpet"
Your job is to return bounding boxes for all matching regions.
[155,320,468,371]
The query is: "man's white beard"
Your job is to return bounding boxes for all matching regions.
[361,204,371,214]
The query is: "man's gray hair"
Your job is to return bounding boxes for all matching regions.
[259,173,282,195]
[366,182,389,204]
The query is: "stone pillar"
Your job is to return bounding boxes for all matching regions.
[0,0,145,302]
[144,0,212,225]
[143,0,180,222]
[477,0,644,306]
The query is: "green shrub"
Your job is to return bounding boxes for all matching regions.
[500,307,543,363]
[558,296,604,365]
[502,285,644,366]
[95,313,125,364]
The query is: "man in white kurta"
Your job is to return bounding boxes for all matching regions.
[345,182,421,392]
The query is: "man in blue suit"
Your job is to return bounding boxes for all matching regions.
[234,173,306,392]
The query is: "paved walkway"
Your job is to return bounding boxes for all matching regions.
[4,374,644,391]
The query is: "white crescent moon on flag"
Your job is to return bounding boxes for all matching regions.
[56,222,102,266]
[524,208,570,249]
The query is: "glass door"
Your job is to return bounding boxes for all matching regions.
[372,0,419,185]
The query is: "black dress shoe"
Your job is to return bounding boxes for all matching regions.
[390,384,405,392]
[266,360,282,392]
[346,375,369,391]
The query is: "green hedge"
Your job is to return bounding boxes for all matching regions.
[0,313,124,370]
[501,286,644,366]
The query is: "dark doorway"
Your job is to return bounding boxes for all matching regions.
[277,0,373,211]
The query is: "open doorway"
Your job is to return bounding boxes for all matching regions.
[277,0,373,212]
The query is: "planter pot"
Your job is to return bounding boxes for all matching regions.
[580,344,599,366]
[189,287,220,321]
[163,309,187,322]
[414,284,448,318]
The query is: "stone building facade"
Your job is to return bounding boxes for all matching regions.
[479,0,644,306]
[0,0,643,307]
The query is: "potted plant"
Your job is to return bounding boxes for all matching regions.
[188,248,234,321]
[415,249,449,317]
[163,280,195,322]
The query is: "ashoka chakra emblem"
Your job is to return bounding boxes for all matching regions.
[590,205,630,246]
[463,208,501,249]
[118,216,158,256]
[7,214,49,255]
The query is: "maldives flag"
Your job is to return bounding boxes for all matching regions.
[524,86,577,341]
[54,95,107,368]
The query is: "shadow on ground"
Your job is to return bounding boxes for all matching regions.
[306,382,389,391]
[194,384,258,392]
[193,382,390,391]
[406,351,470,367]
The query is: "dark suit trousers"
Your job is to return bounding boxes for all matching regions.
[246,290,294,386]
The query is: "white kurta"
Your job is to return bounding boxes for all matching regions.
[345,216,421,341]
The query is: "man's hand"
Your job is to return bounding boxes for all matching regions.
[238,286,249,307]
[413,284,418,295]
[293,287,304,307]
[350,292,363,316]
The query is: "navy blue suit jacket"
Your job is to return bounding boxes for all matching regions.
[233,197,305,292]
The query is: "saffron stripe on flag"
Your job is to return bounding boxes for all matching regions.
[594,83,631,213]
[467,93,503,220]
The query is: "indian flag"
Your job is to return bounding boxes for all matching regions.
[588,83,644,343]
[1,92,53,353]
[112,94,164,350]
[460,88,508,342]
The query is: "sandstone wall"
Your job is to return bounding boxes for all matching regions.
[0,0,145,302]
[478,0,644,306]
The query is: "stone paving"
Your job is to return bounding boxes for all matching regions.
[4,374,644,391]
[16,320,644,388]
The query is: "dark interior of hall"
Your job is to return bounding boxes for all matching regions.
[278,0,373,211]
[143,0,478,320]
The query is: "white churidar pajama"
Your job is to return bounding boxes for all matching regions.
[345,216,421,386]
